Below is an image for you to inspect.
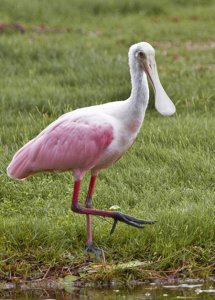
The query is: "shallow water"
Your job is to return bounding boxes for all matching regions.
[1,280,215,299]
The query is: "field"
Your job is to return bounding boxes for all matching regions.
[0,0,215,283]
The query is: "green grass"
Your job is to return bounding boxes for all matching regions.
[0,0,215,282]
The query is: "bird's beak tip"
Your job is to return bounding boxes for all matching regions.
[159,107,176,117]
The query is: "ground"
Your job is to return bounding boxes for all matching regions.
[0,0,214,284]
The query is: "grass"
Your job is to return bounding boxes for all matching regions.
[0,0,215,283]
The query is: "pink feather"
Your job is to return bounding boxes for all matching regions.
[7,116,113,180]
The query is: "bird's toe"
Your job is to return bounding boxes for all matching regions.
[84,243,104,260]
[110,212,156,234]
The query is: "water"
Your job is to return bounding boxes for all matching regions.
[1,280,215,299]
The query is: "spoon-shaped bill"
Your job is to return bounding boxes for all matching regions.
[143,56,176,116]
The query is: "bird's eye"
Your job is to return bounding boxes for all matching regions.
[138,51,146,58]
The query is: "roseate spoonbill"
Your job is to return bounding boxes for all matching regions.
[7,42,176,254]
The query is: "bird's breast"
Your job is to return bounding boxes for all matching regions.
[127,119,142,133]
[119,121,141,150]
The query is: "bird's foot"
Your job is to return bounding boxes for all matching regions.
[84,243,105,261]
[110,212,156,235]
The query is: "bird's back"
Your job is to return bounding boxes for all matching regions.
[7,109,115,179]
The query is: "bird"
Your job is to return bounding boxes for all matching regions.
[7,42,176,255]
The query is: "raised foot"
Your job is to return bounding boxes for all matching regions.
[110,212,156,235]
[84,243,104,259]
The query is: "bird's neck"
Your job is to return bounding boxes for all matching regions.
[129,59,149,114]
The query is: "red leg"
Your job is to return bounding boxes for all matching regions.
[85,175,97,245]
[71,179,113,217]
[71,179,113,218]
[71,179,155,237]
[87,175,97,199]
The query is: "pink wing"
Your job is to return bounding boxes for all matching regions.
[7,117,113,179]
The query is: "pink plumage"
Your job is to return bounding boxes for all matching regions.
[7,115,113,180]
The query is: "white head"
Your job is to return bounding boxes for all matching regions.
[129,42,176,116]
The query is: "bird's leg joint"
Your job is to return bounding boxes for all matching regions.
[71,203,84,213]
[85,196,92,208]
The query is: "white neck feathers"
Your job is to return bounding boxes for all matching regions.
[128,54,149,113]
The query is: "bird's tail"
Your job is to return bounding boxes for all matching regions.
[7,141,33,180]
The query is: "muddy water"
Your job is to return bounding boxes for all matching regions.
[0,280,215,299]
